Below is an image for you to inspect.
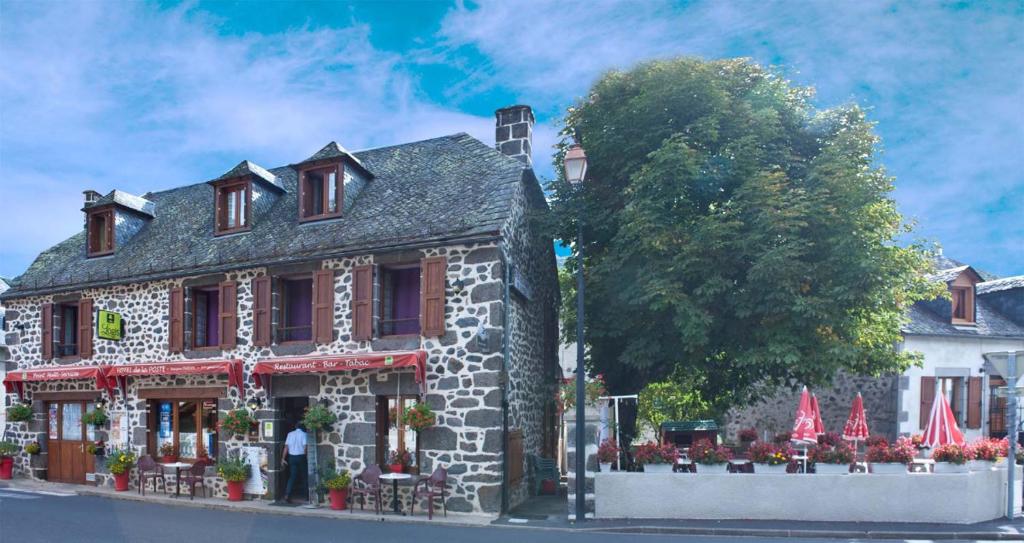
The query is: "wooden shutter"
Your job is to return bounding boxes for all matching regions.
[169,287,184,353]
[219,280,237,350]
[352,265,373,341]
[41,302,53,360]
[920,376,936,429]
[420,256,447,337]
[507,429,525,486]
[312,269,335,344]
[966,376,982,429]
[252,276,272,347]
[78,298,94,359]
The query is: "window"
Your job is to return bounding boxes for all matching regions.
[150,399,219,460]
[951,286,974,323]
[299,164,342,221]
[57,303,79,357]
[191,288,220,348]
[939,377,964,426]
[380,265,420,336]
[87,209,114,256]
[280,277,313,342]
[376,396,419,469]
[215,182,250,234]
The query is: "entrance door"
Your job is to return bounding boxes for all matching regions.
[275,397,309,503]
[47,401,95,484]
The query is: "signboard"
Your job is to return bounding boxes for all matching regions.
[97,310,124,341]
[252,351,426,393]
[159,402,172,438]
[110,414,128,448]
[240,446,267,496]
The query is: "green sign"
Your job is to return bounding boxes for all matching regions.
[97,310,123,341]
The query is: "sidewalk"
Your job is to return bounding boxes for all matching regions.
[0,478,496,528]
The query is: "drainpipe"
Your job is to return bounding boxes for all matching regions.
[499,250,512,515]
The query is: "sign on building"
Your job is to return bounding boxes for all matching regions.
[97,310,124,341]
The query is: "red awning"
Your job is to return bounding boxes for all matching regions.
[3,365,113,399]
[105,359,245,396]
[252,351,427,394]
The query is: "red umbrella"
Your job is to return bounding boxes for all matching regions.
[842,392,870,442]
[790,386,818,444]
[923,390,965,448]
[811,393,825,436]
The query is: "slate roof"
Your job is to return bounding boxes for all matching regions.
[904,266,1024,339]
[978,276,1024,295]
[927,266,972,284]
[298,141,369,173]
[4,133,527,298]
[84,190,156,218]
[212,160,283,191]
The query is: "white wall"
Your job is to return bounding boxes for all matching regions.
[899,334,1024,440]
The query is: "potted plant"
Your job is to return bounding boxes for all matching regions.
[302,404,337,432]
[690,438,732,473]
[24,441,41,456]
[220,409,257,438]
[749,441,791,474]
[597,439,620,472]
[866,437,914,474]
[216,457,250,501]
[968,438,998,471]
[6,404,32,423]
[388,449,412,473]
[105,448,136,491]
[159,442,177,463]
[82,407,109,427]
[932,443,970,474]
[632,442,679,474]
[322,469,352,510]
[87,440,105,456]
[810,442,855,474]
[0,441,18,479]
[403,402,436,432]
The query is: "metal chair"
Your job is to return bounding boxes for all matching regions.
[350,464,383,514]
[409,467,448,519]
[137,455,166,496]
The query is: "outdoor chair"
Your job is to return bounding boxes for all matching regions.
[409,467,448,519]
[350,464,383,514]
[179,458,213,500]
[528,454,559,496]
[137,455,166,496]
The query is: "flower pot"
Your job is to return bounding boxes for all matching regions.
[968,460,995,472]
[815,463,850,475]
[226,480,245,501]
[113,472,130,491]
[389,464,404,474]
[599,463,612,472]
[933,461,968,474]
[755,463,788,474]
[328,488,348,510]
[643,463,673,474]
[871,462,907,474]
[696,463,728,474]
[0,456,13,480]
[161,455,177,464]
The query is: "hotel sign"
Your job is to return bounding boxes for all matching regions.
[97,310,124,341]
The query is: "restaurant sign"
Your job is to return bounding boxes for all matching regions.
[97,310,124,341]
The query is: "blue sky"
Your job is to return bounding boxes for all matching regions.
[0,1,1021,279]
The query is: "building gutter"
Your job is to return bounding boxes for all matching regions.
[499,245,512,515]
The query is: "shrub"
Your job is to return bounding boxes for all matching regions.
[597,439,620,463]
[690,438,732,465]
[932,443,970,464]
[220,409,257,436]
[738,428,758,443]
[82,408,109,426]
[816,432,841,448]
[302,405,337,432]
[105,448,137,475]
[810,442,855,465]
[216,457,250,482]
[403,402,436,432]
[6,404,32,423]
[24,441,41,455]
[632,441,680,465]
[323,470,352,491]
[0,441,20,457]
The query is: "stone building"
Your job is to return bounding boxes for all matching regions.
[0,105,560,514]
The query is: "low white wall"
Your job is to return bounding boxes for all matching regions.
[595,468,1023,524]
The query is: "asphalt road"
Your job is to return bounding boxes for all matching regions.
[0,487,973,543]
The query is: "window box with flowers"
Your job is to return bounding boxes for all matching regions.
[598,439,620,472]
[748,441,792,474]
[866,437,914,474]
[810,442,855,474]
[632,442,679,474]
[932,443,970,474]
[967,438,999,471]
[690,438,732,474]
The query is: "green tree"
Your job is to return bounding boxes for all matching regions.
[551,57,942,411]
[637,377,715,437]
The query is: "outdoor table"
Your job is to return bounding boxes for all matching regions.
[379,472,413,514]
[159,462,193,497]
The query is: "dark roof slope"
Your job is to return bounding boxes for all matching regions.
[904,297,1024,339]
[5,133,525,298]
[978,276,1024,295]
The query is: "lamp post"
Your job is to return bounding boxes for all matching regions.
[563,143,588,522]
[985,350,1024,520]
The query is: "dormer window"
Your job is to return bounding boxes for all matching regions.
[87,208,114,257]
[215,180,251,235]
[951,286,974,324]
[298,163,342,222]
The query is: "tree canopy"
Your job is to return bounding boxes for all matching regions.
[550,57,942,412]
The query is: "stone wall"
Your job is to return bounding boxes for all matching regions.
[724,372,899,442]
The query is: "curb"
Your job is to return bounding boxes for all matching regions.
[584,525,1024,541]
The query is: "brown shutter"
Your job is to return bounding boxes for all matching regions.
[105,211,114,251]
[252,276,272,347]
[420,256,447,337]
[169,287,184,353]
[78,298,94,359]
[920,376,936,429]
[298,172,308,218]
[967,376,982,429]
[312,269,335,344]
[41,302,53,360]
[219,280,237,350]
[352,265,373,341]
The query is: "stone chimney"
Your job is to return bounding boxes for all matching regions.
[495,105,534,167]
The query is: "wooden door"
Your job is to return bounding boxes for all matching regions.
[47,401,89,484]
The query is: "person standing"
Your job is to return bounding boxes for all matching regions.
[282,422,308,504]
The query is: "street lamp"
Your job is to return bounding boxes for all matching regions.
[985,350,1024,520]
[564,143,587,522]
